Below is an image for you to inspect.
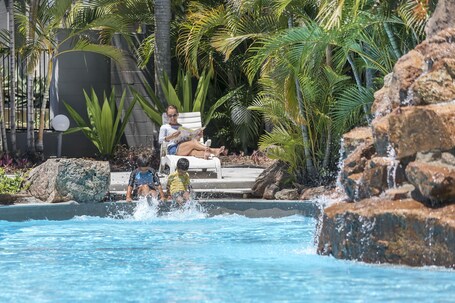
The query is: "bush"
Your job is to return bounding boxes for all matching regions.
[0,168,28,194]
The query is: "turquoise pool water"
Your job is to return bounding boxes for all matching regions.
[0,201,454,302]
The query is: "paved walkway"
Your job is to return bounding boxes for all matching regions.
[110,167,264,197]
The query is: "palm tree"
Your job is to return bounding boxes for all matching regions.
[7,0,17,152]
[25,0,37,152]
[16,0,126,152]
[154,0,172,106]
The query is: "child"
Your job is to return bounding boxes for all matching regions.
[166,158,192,206]
[126,154,165,202]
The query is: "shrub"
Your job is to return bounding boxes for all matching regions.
[0,168,28,194]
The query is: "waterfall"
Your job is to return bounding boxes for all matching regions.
[386,143,399,189]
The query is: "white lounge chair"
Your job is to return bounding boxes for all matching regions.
[159,112,222,179]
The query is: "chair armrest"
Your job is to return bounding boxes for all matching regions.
[160,142,169,156]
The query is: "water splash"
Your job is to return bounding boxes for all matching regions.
[161,199,208,220]
[131,196,207,221]
[132,196,160,220]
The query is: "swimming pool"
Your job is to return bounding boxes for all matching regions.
[0,201,454,302]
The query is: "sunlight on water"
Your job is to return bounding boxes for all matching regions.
[0,210,454,302]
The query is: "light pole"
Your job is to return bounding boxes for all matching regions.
[51,114,70,158]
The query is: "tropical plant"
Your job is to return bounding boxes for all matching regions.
[64,88,136,158]
[134,68,242,126]
[0,168,27,194]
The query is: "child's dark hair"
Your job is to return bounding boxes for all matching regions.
[177,158,189,171]
[136,154,151,167]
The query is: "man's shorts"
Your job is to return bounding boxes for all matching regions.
[132,184,156,198]
[167,144,178,155]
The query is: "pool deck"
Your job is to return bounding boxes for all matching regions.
[109,166,265,199]
[0,166,324,222]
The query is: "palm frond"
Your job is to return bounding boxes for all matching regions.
[332,85,374,131]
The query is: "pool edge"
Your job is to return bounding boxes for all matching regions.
[0,200,321,221]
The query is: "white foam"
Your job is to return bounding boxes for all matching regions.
[132,196,160,220]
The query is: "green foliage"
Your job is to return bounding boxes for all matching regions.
[64,88,136,158]
[258,124,305,183]
[0,168,27,194]
[134,68,242,126]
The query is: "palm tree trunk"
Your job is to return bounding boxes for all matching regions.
[288,16,316,179]
[322,122,332,169]
[26,1,35,152]
[384,22,401,59]
[295,78,317,179]
[0,74,4,152]
[36,56,52,152]
[347,53,371,124]
[7,0,17,152]
[154,0,172,107]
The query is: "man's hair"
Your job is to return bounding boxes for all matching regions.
[166,105,179,113]
[176,158,189,171]
[136,154,151,168]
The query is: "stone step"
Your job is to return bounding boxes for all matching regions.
[110,178,256,191]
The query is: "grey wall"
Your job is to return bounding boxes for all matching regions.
[2,28,155,158]
[49,31,112,158]
[111,34,158,149]
[0,2,6,31]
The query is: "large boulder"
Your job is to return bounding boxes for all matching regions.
[27,158,110,203]
[373,104,455,159]
[425,0,455,38]
[317,198,455,268]
[406,152,455,207]
[251,160,291,198]
[371,28,455,113]
[342,127,373,156]
[413,58,455,104]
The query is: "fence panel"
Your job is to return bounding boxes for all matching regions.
[0,49,51,130]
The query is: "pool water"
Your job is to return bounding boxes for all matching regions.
[0,201,454,302]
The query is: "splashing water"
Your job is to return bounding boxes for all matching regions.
[132,196,160,220]
[132,196,207,221]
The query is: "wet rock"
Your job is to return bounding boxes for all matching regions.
[275,188,299,200]
[384,184,415,200]
[342,127,373,156]
[406,158,455,207]
[300,186,328,200]
[387,104,455,159]
[413,58,455,104]
[26,158,110,203]
[371,73,393,118]
[317,198,455,268]
[263,184,279,200]
[251,160,291,198]
[389,50,425,108]
[425,0,455,38]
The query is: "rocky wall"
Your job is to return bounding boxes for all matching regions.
[318,0,455,268]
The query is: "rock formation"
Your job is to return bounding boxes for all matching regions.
[318,0,455,268]
[26,158,110,203]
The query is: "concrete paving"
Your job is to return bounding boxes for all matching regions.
[109,167,264,197]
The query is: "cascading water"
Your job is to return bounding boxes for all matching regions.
[386,143,399,189]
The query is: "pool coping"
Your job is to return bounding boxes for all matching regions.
[0,200,321,222]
